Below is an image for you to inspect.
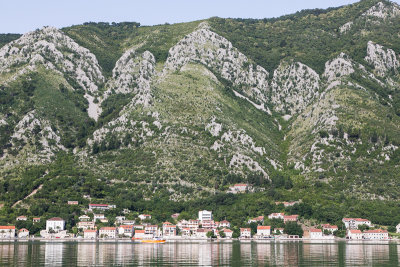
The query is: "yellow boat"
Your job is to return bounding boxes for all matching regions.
[140,239,166,244]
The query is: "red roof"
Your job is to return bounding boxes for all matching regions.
[0,226,15,230]
[135,230,145,233]
[100,227,116,230]
[364,229,387,233]
[349,230,362,234]
[310,228,322,232]
[222,229,233,232]
[240,228,251,231]
[19,228,28,232]
[84,230,97,232]
[120,225,133,229]
[33,217,40,220]
[257,226,271,230]
[48,217,64,221]
[343,218,370,222]
[90,204,109,207]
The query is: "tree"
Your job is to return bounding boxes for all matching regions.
[388,226,396,233]
[206,231,216,239]
[219,231,226,238]
[284,222,303,237]
[358,224,369,231]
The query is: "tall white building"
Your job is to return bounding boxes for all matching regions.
[198,210,213,222]
[46,217,65,232]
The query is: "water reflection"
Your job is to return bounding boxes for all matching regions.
[0,241,398,266]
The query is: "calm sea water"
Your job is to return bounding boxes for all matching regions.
[0,240,398,266]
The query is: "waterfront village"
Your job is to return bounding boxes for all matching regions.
[0,184,397,241]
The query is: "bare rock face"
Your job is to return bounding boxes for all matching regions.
[323,53,355,83]
[365,41,399,76]
[270,61,320,115]
[163,22,270,106]
[362,1,400,19]
[105,49,156,107]
[0,26,105,120]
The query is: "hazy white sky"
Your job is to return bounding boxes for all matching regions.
[1,0,399,33]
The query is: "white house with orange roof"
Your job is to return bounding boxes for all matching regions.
[99,227,117,238]
[363,229,388,240]
[144,225,158,236]
[77,221,95,230]
[321,224,338,233]
[16,216,27,221]
[256,226,271,237]
[139,214,152,221]
[218,220,231,228]
[46,217,65,232]
[283,215,299,223]
[248,216,264,224]
[118,225,134,237]
[18,228,29,238]
[181,228,191,237]
[0,226,16,238]
[84,229,97,239]
[268,213,285,220]
[134,230,147,239]
[32,218,40,223]
[196,228,212,238]
[201,220,217,229]
[342,218,371,229]
[347,230,363,239]
[188,220,200,231]
[240,228,251,238]
[221,228,233,238]
[309,229,323,239]
[163,224,177,236]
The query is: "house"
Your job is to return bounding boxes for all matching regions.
[248,216,264,224]
[283,215,299,223]
[163,225,177,236]
[188,220,200,231]
[134,230,146,239]
[309,229,323,239]
[363,229,388,240]
[228,183,250,194]
[118,225,134,237]
[77,221,95,230]
[133,225,144,230]
[33,218,40,223]
[274,228,284,234]
[240,228,251,238]
[79,215,91,222]
[0,226,15,238]
[321,224,338,233]
[46,217,65,233]
[177,219,189,229]
[84,229,97,239]
[99,227,117,238]
[121,220,135,225]
[256,226,271,237]
[67,201,78,205]
[123,209,131,214]
[16,216,27,221]
[342,218,371,229]
[181,228,191,237]
[268,213,285,220]
[88,204,115,211]
[201,220,217,229]
[18,228,29,238]
[144,225,158,236]
[221,229,233,238]
[275,201,300,207]
[218,220,231,228]
[198,210,213,222]
[115,216,126,224]
[171,213,180,219]
[347,230,363,239]
[93,214,105,222]
[138,214,152,221]
[196,228,211,238]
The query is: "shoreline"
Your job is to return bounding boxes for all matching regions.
[0,237,397,244]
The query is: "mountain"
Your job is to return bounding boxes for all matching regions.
[0,0,400,227]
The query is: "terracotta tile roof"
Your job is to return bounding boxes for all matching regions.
[100,227,116,230]
[135,230,145,233]
[257,226,271,230]
[0,226,15,229]
[364,229,387,233]
[84,230,97,232]
[48,217,64,221]
[240,228,251,231]
[349,230,362,234]
[310,228,322,232]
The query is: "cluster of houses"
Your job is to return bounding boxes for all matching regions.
[0,200,395,240]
